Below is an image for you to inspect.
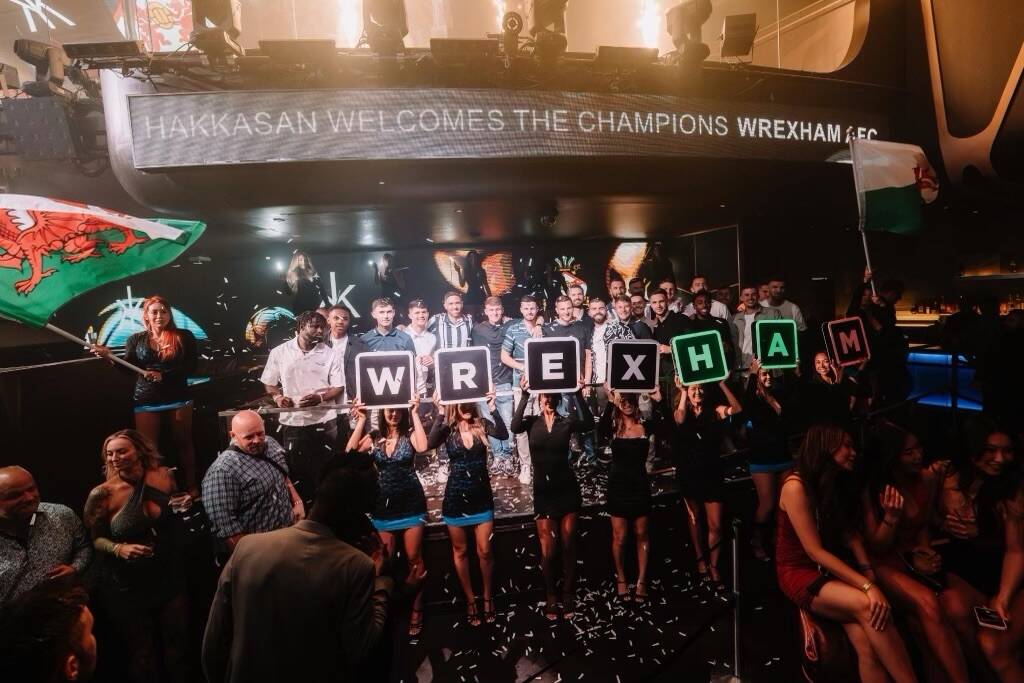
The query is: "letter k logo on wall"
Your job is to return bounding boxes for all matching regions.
[10,0,76,32]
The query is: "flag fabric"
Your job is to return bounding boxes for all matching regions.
[0,194,205,327]
[850,139,939,234]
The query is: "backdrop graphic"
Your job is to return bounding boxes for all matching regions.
[24,229,739,362]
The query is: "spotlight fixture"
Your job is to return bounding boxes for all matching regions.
[13,39,68,97]
[720,14,757,58]
[190,0,245,57]
[363,0,408,56]
[530,0,568,36]
[502,11,524,58]
[666,0,712,67]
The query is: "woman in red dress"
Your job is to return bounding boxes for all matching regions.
[777,424,918,683]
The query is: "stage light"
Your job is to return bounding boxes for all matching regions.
[533,30,567,64]
[530,0,568,36]
[430,39,500,66]
[13,39,68,97]
[63,41,148,60]
[191,0,244,57]
[720,13,757,58]
[666,0,712,66]
[502,11,524,58]
[363,0,408,56]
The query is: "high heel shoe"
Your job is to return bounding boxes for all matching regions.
[408,608,424,637]
[694,554,710,582]
[615,580,632,602]
[562,592,575,620]
[482,598,496,624]
[466,598,481,627]
[633,581,649,604]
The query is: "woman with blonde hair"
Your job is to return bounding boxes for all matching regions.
[286,250,329,314]
[428,391,506,626]
[91,295,199,494]
[83,429,191,683]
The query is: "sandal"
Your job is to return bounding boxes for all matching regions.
[466,598,481,627]
[633,581,649,604]
[708,565,727,592]
[562,592,575,620]
[694,554,710,582]
[482,598,496,624]
[544,600,560,622]
[615,580,632,602]
[408,608,424,637]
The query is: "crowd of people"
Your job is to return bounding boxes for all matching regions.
[2,268,1022,683]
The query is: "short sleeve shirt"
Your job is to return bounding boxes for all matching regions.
[260,339,342,426]
[471,320,512,385]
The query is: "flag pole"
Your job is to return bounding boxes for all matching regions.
[44,323,147,376]
[850,139,877,297]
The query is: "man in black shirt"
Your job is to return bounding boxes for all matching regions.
[649,288,692,407]
[544,296,595,465]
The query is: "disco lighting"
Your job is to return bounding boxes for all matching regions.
[430,39,500,66]
[13,40,69,97]
[666,0,713,67]
[63,41,148,60]
[502,11,524,59]
[191,0,245,57]
[530,0,568,36]
[363,0,409,56]
[721,14,757,58]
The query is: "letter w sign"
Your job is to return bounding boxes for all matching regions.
[825,317,871,367]
[355,351,415,409]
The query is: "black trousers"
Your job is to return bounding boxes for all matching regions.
[282,420,338,506]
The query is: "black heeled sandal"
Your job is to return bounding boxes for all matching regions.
[544,600,560,622]
[633,581,649,604]
[615,580,632,602]
[408,608,424,637]
[482,598,497,624]
[562,592,575,620]
[694,554,710,582]
[466,598,481,627]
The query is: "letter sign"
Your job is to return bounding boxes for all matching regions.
[435,346,492,405]
[355,351,415,409]
[524,337,581,393]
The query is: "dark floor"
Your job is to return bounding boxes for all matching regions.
[386,464,804,683]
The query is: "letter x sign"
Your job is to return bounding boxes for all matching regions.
[671,330,729,385]
[826,316,871,367]
[607,339,659,392]
[355,351,415,409]
[524,337,580,393]
[435,346,491,405]
[754,319,799,370]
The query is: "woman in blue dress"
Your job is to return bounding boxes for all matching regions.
[428,391,507,626]
[347,396,429,636]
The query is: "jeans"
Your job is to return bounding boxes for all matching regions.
[478,382,514,459]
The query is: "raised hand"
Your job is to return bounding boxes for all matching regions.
[880,485,905,525]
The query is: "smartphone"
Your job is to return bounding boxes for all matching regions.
[974,606,1008,631]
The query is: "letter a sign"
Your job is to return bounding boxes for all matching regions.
[754,319,799,369]
[524,337,580,393]
[355,351,415,409]
[826,316,871,367]
[435,346,491,405]
[671,330,729,385]
[607,339,659,393]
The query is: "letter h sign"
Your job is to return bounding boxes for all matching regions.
[671,330,729,385]
[825,317,871,367]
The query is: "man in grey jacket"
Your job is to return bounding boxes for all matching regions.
[732,285,782,374]
[202,457,422,682]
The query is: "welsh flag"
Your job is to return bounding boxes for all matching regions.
[850,139,939,234]
[0,195,205,327]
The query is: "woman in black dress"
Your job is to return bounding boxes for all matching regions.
[511,376,591,620]
[346,397,429,636]
[743,358,795,560]
[455,250,490,318]
[599,386,664,603]
[428,392,506,626]
[672,378,742,588]
[286,251,329,314]
[91,295,199,494]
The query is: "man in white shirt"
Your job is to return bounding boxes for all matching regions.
[682,276,730,320]
[731,286,782,374]
[405,298,439,427]
[762,278,808,332]
[261,311,344,505]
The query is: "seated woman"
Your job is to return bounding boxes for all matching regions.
[778,424,918,683]
[511,376,591,620]
[937,420,1024,683]
[800,352,858,429]
[83,430,192,683]
[429,392,506,626]
[862,421,969,682]
[346,396,429,637]
[671,378,742,589]
[598,385,663,603]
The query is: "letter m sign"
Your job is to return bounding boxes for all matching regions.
[825,316,871,367]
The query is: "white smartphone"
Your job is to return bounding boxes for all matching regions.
[974,606,1008,631]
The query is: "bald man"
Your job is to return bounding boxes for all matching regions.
[201,411,304,555]
[0,467,92,604]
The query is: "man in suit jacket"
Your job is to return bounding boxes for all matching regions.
[202,458,420,683]
[326,304,368,449]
